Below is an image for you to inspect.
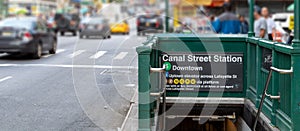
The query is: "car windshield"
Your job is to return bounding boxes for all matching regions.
[88,18,103,24]
[274,18,287,22]
[0,18,34,29]
[139,16,159,23]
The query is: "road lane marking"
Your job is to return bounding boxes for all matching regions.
[0,64,137,69]
[42,54,51,58]
[68,50,86,58]
[0,76,12,82]
[100,69,108,75]
[114,52,128,60]
[89,51,107,59]
[56,49,66,54]
[42,49,66,58]
[124,84,135,87]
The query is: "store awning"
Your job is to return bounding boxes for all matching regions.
[170,0,224,7]
[287,3,294,11]
[184,0,213,5]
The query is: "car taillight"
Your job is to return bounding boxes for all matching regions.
[22,31,33,41]
[97,25,103,30]
[156,21,159,28]
[47,23,53,28]
[137,20,140,26]
[70,21,76,26]
[80,24,85,29]
[24,32,32,38]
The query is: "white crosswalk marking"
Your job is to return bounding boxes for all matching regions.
[89,51,107,59]
[68,50,86,58]
[42,49,66,58]
[114,52,128,60]
[0,76,12,83]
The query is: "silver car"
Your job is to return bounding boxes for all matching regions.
[79,17,111,39]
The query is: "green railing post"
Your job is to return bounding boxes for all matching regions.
[271,50,278,125]
[291,1,300,130]
[137,46,152,131]
[255,44,262,108]
[165,0,169,33]
[291,53,300,130]
[293,0,300,48]
[248,0,255,37]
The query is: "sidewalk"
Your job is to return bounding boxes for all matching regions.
[119,88,138,131]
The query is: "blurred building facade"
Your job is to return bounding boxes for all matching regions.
[231,0,293,17]
[5,0,56,16]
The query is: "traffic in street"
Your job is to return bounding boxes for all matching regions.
[0,21,142,130]
[0,0,298,131]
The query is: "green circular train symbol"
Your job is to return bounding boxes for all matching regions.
[163,62,172,71]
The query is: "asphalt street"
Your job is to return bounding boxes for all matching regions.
[0,25,145,130]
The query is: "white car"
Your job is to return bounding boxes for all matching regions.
[272,13,293,32]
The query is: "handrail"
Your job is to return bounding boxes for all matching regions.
[270,67,293,74]
[150,65,166,73]
[253,66,292,130]
[149,65,166,131]
[265,92,280,99]
[253,69,273,131]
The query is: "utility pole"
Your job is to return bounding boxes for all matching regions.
[0,0,3,18]
[165,0,169,33]
[248,0,254,37]
[0,0,8,18]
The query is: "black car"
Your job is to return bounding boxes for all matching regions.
[79,17,111,39]
[0,17,57,59]
[137,14,164,35]
[54,13,80,36]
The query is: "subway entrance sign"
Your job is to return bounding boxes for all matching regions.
[161,53,244,92]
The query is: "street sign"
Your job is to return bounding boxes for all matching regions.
[161,52,244,92]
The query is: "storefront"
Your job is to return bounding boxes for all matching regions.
[8,0,56,16]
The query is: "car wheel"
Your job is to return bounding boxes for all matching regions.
[33,43,42,59]
[103,36,107,39]
[72,31,77,36]
[49,39,57,54]
[107,35,111,39]
[60,32,65,36]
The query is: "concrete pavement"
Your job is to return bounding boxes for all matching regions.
[0,26,144,130]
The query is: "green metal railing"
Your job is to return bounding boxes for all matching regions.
[246,38,294,130]
[137,34,300,131]
[137,0,300,130]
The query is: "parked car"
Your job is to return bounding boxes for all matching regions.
[79,17,111,39]
[272,13,294,33]
[54,13,80,36]
[110,20,130,35]
[0,17,57,59]
[137,14,163,35]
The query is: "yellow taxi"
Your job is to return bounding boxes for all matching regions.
[110,20,130,35]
